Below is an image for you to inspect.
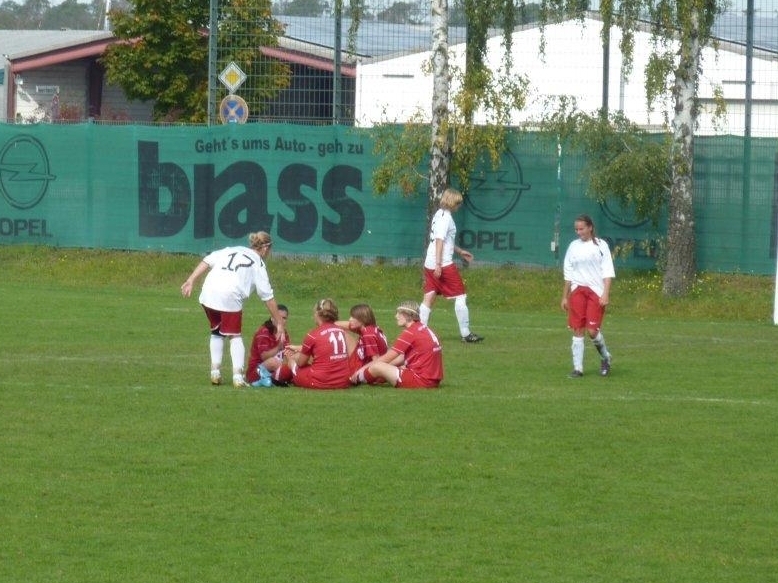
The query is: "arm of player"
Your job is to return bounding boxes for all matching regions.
[264,298,286,340]
[181,261,209,297]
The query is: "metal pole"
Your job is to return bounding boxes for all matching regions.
[741,0,754,264]
[207,0,219,126]
[601,12,610,116]
[333,1,343,124]
[744,0,754,141]
[103,0,111,30]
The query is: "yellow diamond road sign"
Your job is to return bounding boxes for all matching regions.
[219,62,247,94]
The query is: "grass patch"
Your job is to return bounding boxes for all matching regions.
[2,245,777,583]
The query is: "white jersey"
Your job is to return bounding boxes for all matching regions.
[563,237,615,297]
[198,246,274,312]
[424,209,456,268]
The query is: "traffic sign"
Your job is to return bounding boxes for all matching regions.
[218,62,247,94]
[219,94,249,124]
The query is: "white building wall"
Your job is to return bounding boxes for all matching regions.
[355,17,778,137]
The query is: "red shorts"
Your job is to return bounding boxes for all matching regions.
[291,365,351,390]
[396,367,440,389]
[567,286,605,331]
[203,305,242,335]
[275,363,293,384]
[423,264,466,298]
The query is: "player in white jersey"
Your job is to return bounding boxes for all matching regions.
[181,231,286,388]
[561,214,615,378]
[420,188,483,343]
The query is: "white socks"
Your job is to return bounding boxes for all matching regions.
[454,295,470,337]
[571,336,585,372]
[210,334,224,371]
[419,303,431,325]
[420,296,471,336]
[592,331,610,361]
[229,335,246,375]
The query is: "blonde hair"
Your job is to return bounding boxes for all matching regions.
[314,298,339,322]
[248,231,273,250]
[396,300,421,321]
[439,188,464,211]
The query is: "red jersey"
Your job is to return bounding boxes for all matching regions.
[246,325,288,383]
[354,324,388,367]
[391,322,443,384]
[294,323,351,389]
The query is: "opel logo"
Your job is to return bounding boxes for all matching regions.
[0,135,56,210]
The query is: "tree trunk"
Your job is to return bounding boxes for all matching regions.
[663,15,700,297]
[428,0,450,223]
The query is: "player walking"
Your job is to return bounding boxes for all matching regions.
[420,187,484,343]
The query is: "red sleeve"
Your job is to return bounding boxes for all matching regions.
[390,328,414,356]
[361,325,387,359]
[247,326,274,383]
[300,329,318,357]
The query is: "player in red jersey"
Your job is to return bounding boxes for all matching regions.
[246,304,290,387]
[358,300,443,389]
[284,298,352,390]
[335,304,389,384]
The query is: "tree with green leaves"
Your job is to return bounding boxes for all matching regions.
[543,100,670,229]
[376,0,724,295]
[280,0,326,17]
[373,0,528,228]
[102,0,289,123]
[43,0,101,30]
[377,1,421,24]
[643,0,723,296]
[0,0,50,28]
[544,0,724,295]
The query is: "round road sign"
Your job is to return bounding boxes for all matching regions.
[219,94,249,124]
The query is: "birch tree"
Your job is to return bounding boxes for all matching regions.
[373,0,529,221]
[542,0,723,295]
[429,0,451,212]
[639,0,722,296]
[377,0,722,296]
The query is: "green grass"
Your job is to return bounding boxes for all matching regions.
[2,246,777,583]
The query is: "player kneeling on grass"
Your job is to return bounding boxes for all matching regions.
[352,301,443,389]
[246,304,290,387]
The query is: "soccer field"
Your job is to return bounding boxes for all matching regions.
[2,248,776,583]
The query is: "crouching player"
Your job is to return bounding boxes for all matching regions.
[353,300,443,389]
[246,304,290,387]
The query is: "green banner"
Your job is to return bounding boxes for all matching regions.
[0,123,776,274]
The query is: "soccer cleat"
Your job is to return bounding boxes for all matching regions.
[251,377,273,388]
[461,333,484,343]
[210,371,223,386]
[600,358,611,377]
[569,370,583,378]
[233,375,249,388]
